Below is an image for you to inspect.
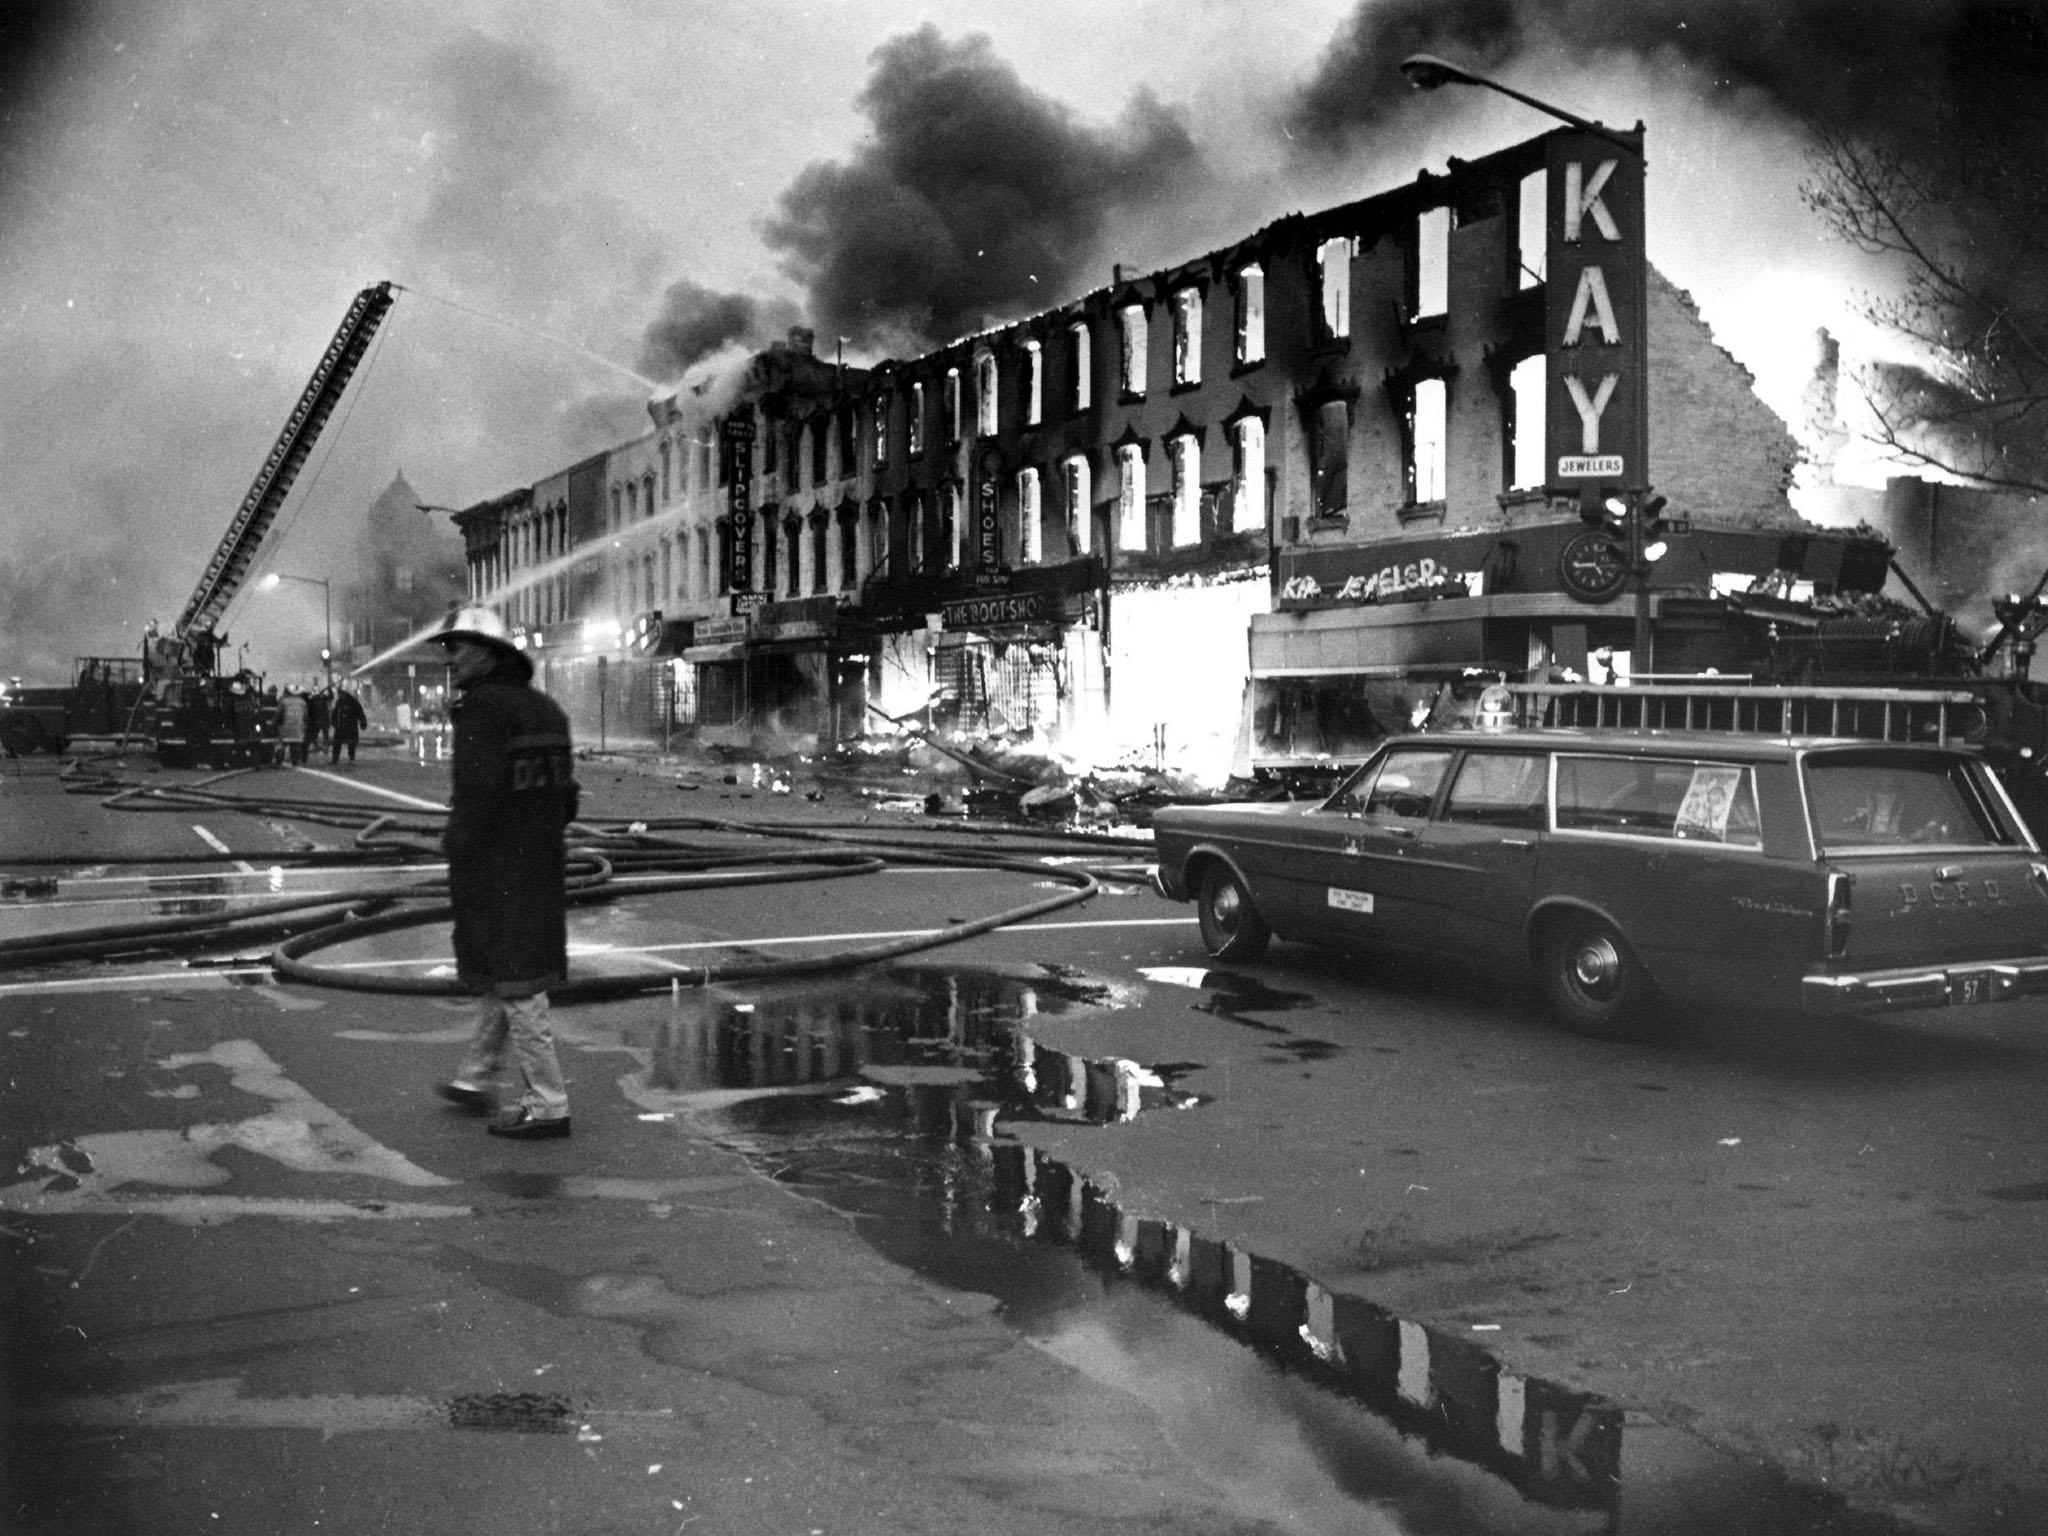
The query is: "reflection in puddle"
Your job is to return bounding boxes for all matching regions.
[619,964,1188,1127]
[635,963,1900,1536]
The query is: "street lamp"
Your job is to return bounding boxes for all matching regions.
[1398,54,1642,155]
[1400,53,1658,672]
[260,571,333,689]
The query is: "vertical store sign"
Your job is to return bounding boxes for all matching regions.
[722,414,755,593]
[1545,127,1648,496]
[976,450,1002,574]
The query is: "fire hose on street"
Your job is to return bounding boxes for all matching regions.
[0,761,1161,997]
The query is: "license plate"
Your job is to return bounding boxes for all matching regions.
[1951,971,1992,1006]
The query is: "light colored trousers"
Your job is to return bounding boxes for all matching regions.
[456,991,569,1115]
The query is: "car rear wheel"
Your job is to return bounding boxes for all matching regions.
[1197,863,1271,962]
[1,717,45,757]
[1537,912,1654,1039]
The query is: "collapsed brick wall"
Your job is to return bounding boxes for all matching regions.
[1647,267,1803,530]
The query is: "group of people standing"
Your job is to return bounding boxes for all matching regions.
[275,681,366,765]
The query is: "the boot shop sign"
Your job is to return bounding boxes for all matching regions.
[696,615,750,645]
[942,589,1053,629]
[1545,127,1648,496]
[721,414,755,593]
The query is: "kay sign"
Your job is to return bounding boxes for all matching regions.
[1545,127,1648,495]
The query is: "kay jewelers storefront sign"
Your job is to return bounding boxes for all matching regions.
[1274,526,1597,611]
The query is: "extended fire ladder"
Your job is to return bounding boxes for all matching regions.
[1508,682,1985,746]
[173,280,398,641]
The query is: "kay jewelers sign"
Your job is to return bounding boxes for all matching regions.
[1545,127,1648,495]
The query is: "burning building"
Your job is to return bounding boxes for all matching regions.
[445,123,1892,780]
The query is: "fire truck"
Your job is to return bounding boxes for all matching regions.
[2,283,397,765]
[0,657,147,757]
[140,281,397,767]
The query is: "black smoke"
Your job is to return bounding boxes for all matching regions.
[638,280,801,378]
[1285,0,2013,152]
[760,25,1206,353]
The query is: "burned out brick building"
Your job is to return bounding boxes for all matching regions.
[445,125,1889,779]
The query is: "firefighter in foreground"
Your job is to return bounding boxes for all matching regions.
[428,605,582,1140]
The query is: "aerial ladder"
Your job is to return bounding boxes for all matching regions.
[145,280,398,764]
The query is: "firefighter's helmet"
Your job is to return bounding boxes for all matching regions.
[429,604,520,657]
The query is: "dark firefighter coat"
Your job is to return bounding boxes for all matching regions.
[443,653,580,996]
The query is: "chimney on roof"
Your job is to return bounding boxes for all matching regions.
[788,326,815,356]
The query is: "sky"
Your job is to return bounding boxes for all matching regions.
[0,0,1966,680]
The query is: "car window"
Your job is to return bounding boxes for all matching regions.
[1333,748,1455,819]
[1442,752,1549,830]
[1556,755,1761,845]
[1805,752,2009,849]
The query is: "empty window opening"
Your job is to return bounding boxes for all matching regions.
[976,351,999,435]
[1509,354,1546,490]
[1417,206,1450,317]
[1236,263,1265,365]
[1064,456,1092,555]
[1412,379,1447,503]
[1519,170,1547,288]
[1119,304,1148,396]
[1071,322,1092,411]
[908,382,926,456]
[1118,443,1147,550]
[1173,289,1202,386]
[1310,399,1349,516]
[1317,237,1353,339]
[1018,468,1042,564]
[1232,416,1266,533]
[943,483,963,567]
[1170,434,1201,547]
[1023,340,1043,424]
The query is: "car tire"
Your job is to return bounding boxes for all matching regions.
[1537,912,1655,1040]
[1,717,44,758]
[1197,863,1271,962]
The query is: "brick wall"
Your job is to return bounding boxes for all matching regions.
[1647,268,1803,529]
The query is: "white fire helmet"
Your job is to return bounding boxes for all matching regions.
[429,604,520,656]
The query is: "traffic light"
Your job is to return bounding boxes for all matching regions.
[1578,488,1627,533]
[1638,494,1670,563]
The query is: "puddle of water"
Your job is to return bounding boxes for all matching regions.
[612,965,1193,1127]
[564,961,1913,1536]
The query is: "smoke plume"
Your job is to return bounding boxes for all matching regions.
[761,25,1207,353]
[638,281,803,379]
[1285,0,2006,152]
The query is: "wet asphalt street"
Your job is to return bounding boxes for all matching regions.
[4,745,2047,1535]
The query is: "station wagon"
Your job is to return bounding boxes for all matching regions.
[1151,726,2048,1036]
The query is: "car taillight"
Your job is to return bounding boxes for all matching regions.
[1825,871,1853,958]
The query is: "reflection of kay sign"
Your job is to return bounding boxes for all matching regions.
[1282,556,1468,604]
[1675,765,1743,838]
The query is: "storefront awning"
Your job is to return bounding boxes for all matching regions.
[681,642,748,663]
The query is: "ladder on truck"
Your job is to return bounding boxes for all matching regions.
[174,280,398,640]
[1508,683,1984,747]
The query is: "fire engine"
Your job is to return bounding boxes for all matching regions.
[2,283,396,765]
